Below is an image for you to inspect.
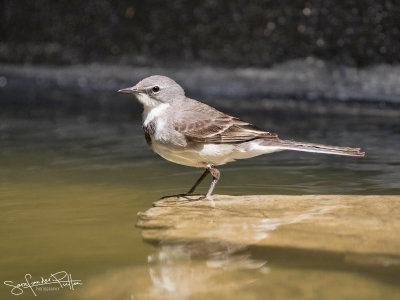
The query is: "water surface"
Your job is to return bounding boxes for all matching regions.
[1,106,399,299]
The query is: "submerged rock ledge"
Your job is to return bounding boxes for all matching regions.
[137,195,400,260]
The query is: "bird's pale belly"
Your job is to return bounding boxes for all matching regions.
[150,140,284,168]
[150,142,235,167]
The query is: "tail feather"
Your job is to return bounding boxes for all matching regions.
[268,140,365,157]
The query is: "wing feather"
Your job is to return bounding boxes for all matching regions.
[174,112,277,144]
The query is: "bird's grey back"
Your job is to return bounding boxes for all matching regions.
[170,96,221,122]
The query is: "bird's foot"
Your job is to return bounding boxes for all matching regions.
[160,193,214,206]
[160,193,202,200]
[185,194,215,207]
[160,193,189,199]
[205,194,215,207]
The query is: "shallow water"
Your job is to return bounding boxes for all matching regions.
[0,106,399,299]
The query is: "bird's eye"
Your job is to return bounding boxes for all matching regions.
[152,86,160,93]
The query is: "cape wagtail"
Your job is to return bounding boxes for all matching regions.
[118,75,364,199]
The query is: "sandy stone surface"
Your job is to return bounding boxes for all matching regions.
[137,195,400,259]
[67,195,400,300]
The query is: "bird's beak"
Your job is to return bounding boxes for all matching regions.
[117,86,139,94]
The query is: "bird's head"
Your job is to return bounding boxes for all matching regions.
[118,75,185,109]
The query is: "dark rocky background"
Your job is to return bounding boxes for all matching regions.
[1,0,399,67]
[1,1,400,116]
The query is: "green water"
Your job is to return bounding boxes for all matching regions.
[1,107,399,299]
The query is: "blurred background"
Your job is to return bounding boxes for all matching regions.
[1,0,400,66]
[1,0,400,115]
[1,1,400,299]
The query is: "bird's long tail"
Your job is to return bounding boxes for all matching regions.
[273,140,365,157]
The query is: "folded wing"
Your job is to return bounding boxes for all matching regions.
[174,111,277,144]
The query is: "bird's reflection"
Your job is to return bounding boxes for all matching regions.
[144,204,341,299]
[73,204,341,299]
[146,242,267,299]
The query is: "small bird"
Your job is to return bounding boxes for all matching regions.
[118,75,364,200]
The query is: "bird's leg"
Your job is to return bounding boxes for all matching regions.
[186,168,210,194]
[206,165,220,199]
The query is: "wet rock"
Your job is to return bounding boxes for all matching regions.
[68,194,400,299]
[137,195,400,260]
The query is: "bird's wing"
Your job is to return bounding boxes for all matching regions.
[173,101,277,144]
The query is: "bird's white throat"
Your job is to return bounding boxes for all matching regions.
[136,93,161,110]
[142,102,170,127]
[135,93,170,126]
